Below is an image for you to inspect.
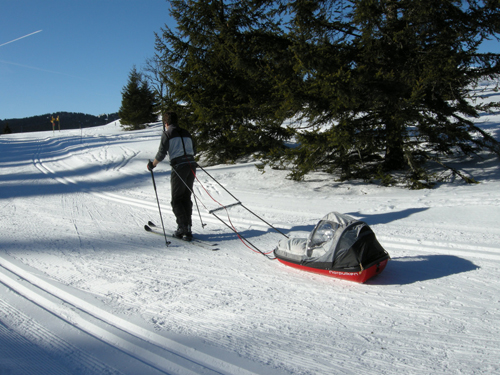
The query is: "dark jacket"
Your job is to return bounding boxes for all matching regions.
[155,124,196,167]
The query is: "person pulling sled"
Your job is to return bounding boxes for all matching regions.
[147,112,197,241]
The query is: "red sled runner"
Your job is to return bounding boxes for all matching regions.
[274,212,390,283]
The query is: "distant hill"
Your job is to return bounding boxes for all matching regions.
[1,112,120,134]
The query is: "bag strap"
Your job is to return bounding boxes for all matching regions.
[179,129,188,157]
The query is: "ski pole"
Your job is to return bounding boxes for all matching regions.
[149,161,170,246]
[193,193,206,228]
[189,164,206,228]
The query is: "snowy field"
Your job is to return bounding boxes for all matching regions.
[1,83,500,374]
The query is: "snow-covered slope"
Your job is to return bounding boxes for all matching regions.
[1,84,499,374]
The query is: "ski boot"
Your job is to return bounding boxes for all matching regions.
[183,225,193,242]
[173,225,193,242]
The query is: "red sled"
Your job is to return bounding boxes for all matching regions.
[274,212,390,283]
[277,258,389,283]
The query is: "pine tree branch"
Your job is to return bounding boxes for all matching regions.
[429,157,478,184]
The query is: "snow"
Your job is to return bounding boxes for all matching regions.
[1,84,500,375]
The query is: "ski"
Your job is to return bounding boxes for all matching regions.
[145,222,219,251]
[147,221,219,247]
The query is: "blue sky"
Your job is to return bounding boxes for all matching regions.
[1,1,498,121]
[1,0,174,120]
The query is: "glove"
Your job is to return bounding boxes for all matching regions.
[147,160,156,171]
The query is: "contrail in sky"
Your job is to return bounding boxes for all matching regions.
[0,30,42,48]
[0,30,84,79]
[0,59,85,79]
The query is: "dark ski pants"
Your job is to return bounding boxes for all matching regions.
[170,163,196,228]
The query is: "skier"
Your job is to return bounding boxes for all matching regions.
[147,112,196,241]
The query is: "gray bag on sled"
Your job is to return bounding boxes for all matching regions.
[274,212,390,282]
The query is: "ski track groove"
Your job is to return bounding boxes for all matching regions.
[0,255,261,375]
[0,299,122,375]
[379,236,500,260]
[113,146,139,173]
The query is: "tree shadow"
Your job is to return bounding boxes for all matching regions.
[0,133,169,200]
[279,208,429,236]
[0,165,166,200]
[347,208,429,226]
[368,255,478,285]
[201,208,429,244]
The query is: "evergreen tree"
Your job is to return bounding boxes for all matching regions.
[119,66,157,130]
[349,0,500,185]
[155,0,292,163]
[278,0,500,187]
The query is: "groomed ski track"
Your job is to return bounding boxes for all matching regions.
[0,253,267,375]
[1,100,500,374]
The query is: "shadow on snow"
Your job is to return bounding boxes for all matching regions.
[369,254,478,285]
